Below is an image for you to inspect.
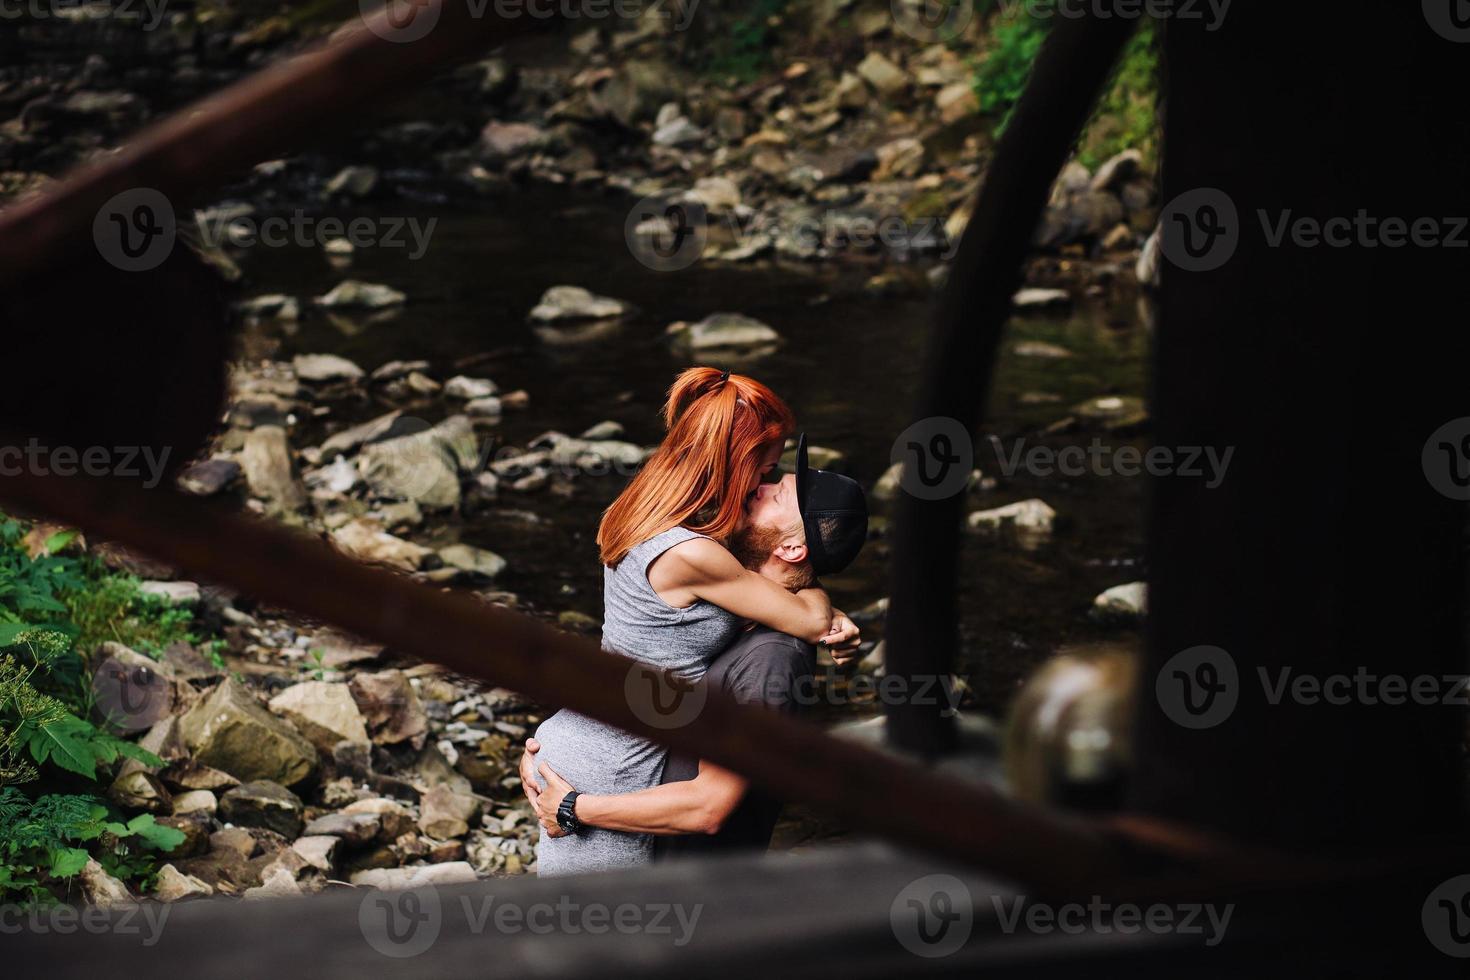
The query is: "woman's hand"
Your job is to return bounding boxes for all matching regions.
[533,760,577,838]
[518,737,542,808]
[821,610,862,664]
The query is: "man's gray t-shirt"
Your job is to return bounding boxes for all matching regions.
[654,625,816,858]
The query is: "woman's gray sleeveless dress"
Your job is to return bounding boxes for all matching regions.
[530,526,744,875]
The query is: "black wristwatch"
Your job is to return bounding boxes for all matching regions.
[556,790,583,834]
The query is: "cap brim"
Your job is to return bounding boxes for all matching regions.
[794,432,811,516]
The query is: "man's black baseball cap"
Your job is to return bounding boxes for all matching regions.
[793,433,868,576]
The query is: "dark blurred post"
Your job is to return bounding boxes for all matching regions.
[1132,3,1470,846]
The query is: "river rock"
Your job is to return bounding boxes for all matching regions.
[268,681,370,754]
[370,360,430,383]
[1092,581,1147,621]
[1037,191,1125,248]
[1073,395,1149,431]
[139,580,201,604]
[857,51,909,96]
[874,137,925,179]
[292,836,340,871]
[687,175,741,212]
[418,785,481,840]
[320,410,403,458]
[530,431,650,473]
[1013,340,1072,359]
[235,294,299,322]
[529,285,631,323]
[241,426,306,511]
[179,457,240,496]
[465,396,503,418]
[303,811,382,846]
[80,858,134,909]
[314,280,406,310]
[967,499,1056,535]
[1090,149,1143,194]
[349,669,429,747]
[153,864,213,903]
[936,82,979,122]
[443,375,498,400]
[332,518,438,572]
[218,780,305,838]
[652,115,705,147]
[480,120,548,161]
[1013,288,1071,310]
[358,415,477,509]
[178,677,317,787]
[438,543,508,580]
[156,812,212,857]
[243,866,303,901]
[350,861,478,891]
[293,353,364,383]
[343,798,417,840]
[667,312,781,354]
[171,789,218,816]
[324,165,379,198]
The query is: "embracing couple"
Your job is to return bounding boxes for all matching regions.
[519,367,869,876]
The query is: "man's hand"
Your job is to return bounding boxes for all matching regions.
[821,610,861,665]
[518,737,542,808]
[533,759,577,838]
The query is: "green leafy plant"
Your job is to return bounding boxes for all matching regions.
[0,788,183,905]
[972,9,1159,169]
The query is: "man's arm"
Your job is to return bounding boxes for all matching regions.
[525,743,746,836]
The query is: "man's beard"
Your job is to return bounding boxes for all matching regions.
[730,523,784,571]
[730,523,817,590]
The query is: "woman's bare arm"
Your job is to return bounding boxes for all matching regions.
[651,538,834,643]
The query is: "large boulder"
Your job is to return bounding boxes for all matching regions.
[268,681,370,754]
[177,677,317,787]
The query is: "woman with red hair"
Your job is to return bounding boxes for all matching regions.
[529,367,859,875]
